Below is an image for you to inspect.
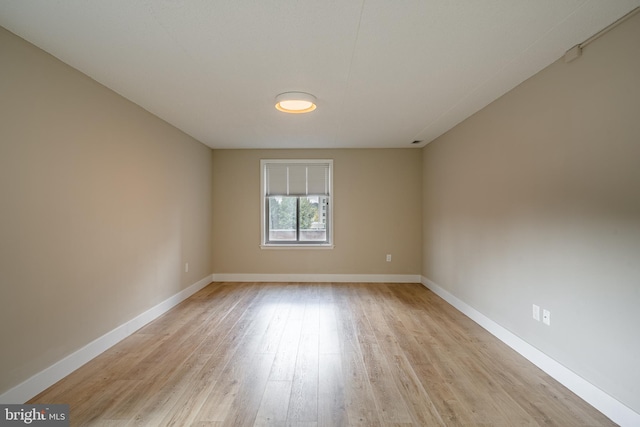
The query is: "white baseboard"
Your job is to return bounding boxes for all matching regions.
[421,276,640,427]
[0,274,214,404]
[212,273,421,283]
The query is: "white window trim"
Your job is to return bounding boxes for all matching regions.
[260,159,334,249]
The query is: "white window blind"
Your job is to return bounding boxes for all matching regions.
[265,162,331,196]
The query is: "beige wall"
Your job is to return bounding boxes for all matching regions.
[422,13,640,412]
[0,27,213,395]
[212,149,422,275]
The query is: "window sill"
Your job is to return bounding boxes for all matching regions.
[260,244,334,250]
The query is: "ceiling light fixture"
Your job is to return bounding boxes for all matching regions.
[275,92,317,114]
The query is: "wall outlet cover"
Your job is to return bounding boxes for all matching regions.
[533,304,540,321]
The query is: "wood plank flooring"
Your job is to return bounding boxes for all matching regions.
[29,282,616,426]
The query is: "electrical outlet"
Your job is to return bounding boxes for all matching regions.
[542,309,551,326]
[185,263,189,273]
[386,254,392,262]
[532,304,540,321]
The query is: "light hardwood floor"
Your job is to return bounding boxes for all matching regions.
[29,282,616,426]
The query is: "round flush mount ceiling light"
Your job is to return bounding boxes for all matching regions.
[275,92,317,114]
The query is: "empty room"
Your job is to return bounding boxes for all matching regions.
[1,1,639,426]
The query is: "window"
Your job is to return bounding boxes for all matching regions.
[261,159,333,247]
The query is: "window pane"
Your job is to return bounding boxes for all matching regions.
[262,160,332,246]
[300,196,328,242]
[268,197,296,241]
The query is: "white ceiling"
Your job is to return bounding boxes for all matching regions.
[1,1,639,149]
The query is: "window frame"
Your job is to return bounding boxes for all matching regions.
[260,159,334,249]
